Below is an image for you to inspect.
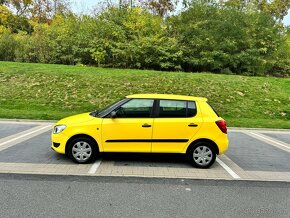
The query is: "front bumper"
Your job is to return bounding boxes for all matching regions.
[51,132,69,154]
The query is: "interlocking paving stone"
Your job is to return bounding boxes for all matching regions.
[0,124,37,139]
[0,131,72,164]
[262,133,290,145]
[227,132,290,172]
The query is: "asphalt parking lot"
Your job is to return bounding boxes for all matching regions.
[0,120,289,182]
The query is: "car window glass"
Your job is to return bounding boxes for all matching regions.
[116,99,154,118]
[97,99,127,117]
[187,101,197,117]
[159,100,187,118]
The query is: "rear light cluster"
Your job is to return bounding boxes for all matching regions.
[215,120,227,134]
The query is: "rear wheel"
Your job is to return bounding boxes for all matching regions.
[187,142,216,168]
[67,137,98,164]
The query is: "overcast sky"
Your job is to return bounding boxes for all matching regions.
[70,0,290,26]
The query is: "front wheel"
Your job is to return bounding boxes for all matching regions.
[187,142,216,168]
[67,137,98,164]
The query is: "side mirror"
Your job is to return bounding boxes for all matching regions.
[110,111,117,118]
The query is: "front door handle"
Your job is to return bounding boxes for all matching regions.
[142,123,151,128]
[188,123,198,127]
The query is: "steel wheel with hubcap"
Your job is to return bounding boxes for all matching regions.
[68,137,98,164]
[187,142,216,168]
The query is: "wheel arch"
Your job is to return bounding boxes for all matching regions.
[186,138,219,155]
[65,134,99,155]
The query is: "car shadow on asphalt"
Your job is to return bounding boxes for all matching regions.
[51,150,192,168]
[101,153,192,168]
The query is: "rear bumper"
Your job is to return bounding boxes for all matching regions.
[215,133,229,155]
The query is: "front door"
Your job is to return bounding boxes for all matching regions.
[102,99,154,152]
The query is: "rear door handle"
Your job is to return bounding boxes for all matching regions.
[142,124,151,128]
[188,123,198,127]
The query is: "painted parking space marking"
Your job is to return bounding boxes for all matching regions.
[260,132,290,145]
[0,123,39,139]
[0,125,52,152]
[0,125,51,147]
[257,130,290,135]
[88,159,102,174]
[0,120,53,125]
[0,121,289,182]
[245,132,290,153]
[216,157,240,179]
[227,132,290,172]
[228,128,290,134]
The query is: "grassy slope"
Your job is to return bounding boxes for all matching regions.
[0,61,289,128]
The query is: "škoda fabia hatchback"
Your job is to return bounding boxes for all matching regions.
[51,94,228,168]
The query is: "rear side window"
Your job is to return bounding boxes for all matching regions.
[158,100,197,118]
[187,101,197,117]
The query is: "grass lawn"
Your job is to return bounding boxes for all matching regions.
[0,61,289,129]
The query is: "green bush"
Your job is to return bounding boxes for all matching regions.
[0,4,289,76]
[0,31,17,61]
[170,4,290,76]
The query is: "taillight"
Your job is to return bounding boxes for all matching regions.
[215,120,227,134]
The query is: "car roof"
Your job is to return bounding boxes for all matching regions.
[126,94,207,102]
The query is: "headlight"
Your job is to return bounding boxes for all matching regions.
[53,125,66,134]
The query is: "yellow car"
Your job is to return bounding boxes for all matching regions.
[51,94,228,168]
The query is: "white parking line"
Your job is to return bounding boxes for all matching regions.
[88,160,102,174]
[228,128,290,134]
[216,157,240,179]
[0,124,52,147]
[245,132,290,153]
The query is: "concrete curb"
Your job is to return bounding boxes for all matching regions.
[0,172,289,184]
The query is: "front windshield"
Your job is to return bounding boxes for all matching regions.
[94,98,127,118]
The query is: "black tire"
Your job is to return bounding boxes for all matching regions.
[67,137,98,164]
[187,142,216,168]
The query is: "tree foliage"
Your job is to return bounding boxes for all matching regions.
[224,0,290,21]
[0,4,32,33]
[0,1,290,76]
[138,0,177,17]
[171,3,290,75]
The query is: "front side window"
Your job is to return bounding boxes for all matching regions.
[97,99,128,117]
[115,99,154,118]
[158,100,197,118]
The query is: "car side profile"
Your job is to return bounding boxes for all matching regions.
[51,94,229,168]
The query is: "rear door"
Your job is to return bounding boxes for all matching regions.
[151,100,202,153]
